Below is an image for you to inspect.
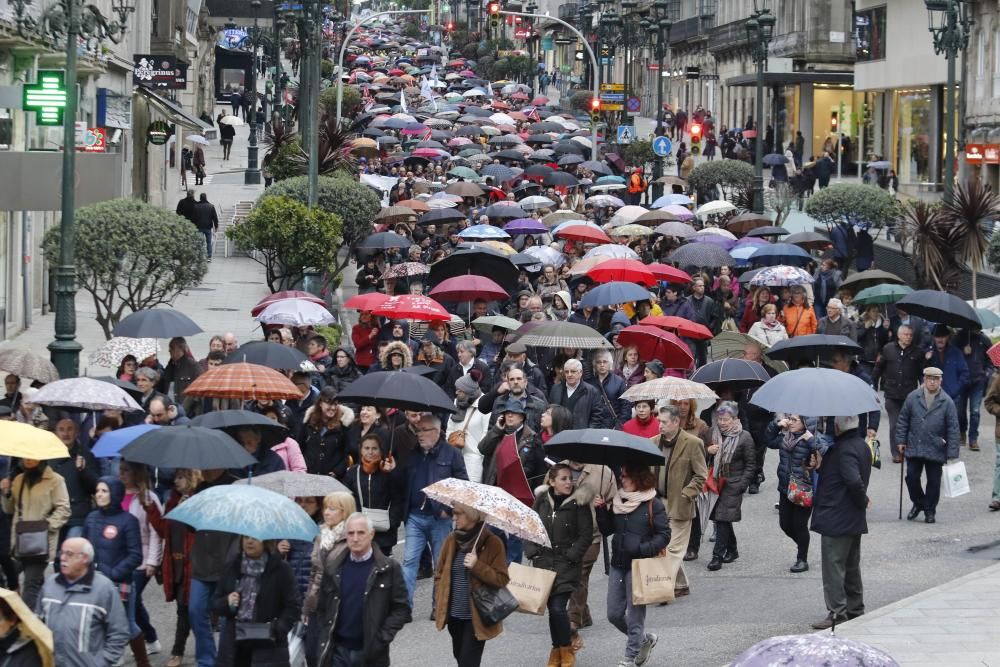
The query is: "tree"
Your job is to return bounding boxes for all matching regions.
[227,196,343,293]
[805,184,898,277]
[41,199,208,339]
[319,85,363,123]
[569,90,593,114]
[263,175,381,275]
[943,179,1000,302]
[686,159,754,201]
[621,139,654,168]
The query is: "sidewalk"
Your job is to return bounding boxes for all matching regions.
[834,561,1000,666]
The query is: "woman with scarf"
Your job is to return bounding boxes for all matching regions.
[433,503,509,667]
[345,434,403,557]
[739,286,773,333]
[117,355,138,382]
[326,348,362,392]
[615,346,645,389]
[446,374,491,483]
[350,311,380,371]
[766,415,822,573]
[213,536,299,667]
[118,462,164,657]
[747,304,789,348]
[536,265,568,302]
[857,304,890,376]
[538,405,573,444]
[706,402,756,572]
[345,404,388,463]
[595,464,669,667]
[525,464,594,667]
[547,291,572,322]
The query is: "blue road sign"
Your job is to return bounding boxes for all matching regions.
[652,135,673,157]
[617,125,635,144]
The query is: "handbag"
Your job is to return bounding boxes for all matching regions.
[866,436,882,470]
[235,621,274,648]
[471,584,519,625]
[704,466,725,495]
[506,562,556,615]
[447,409,475,449]
[356,468,391,532]
[14,485,49,560]
[787,475,813,508]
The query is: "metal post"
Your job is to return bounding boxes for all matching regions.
[49,0,83,377]
[752,54,765,214]
[943,9,957,202]
[307,4,321,207]
[245,3,261,185]
[652,42,665,200]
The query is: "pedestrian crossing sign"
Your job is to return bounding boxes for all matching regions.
[617,125,634,145]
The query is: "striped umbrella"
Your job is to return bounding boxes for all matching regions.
[621,377,718,403]
[184,362,303,400]
[513,321,611,349]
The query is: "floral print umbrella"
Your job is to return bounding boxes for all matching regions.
[748,265,815,287]
[88,337,159,368]
[422,478,551,547]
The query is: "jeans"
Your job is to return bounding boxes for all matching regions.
[712,521,737,559]
[331,645,365,667]
[778,495,812,561]
[906,457,943,513]
[122,581,140,639]
[547,592,572,647]
[447,617,486,667]
[402,512,452,606]
[132,569,157,642]
[189,578,218,667]
[202,230,214,259]
[607,566,646,660]
[958,378,986,443]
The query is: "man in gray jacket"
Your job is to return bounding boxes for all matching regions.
[36,537,129,666]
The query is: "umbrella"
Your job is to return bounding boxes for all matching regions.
[579,282,653,309]
[766,334,862,364]
[165,484,320,542]
[518,196,556,211]
[234,470,349,497]
[0,349,59,383]
[663,205,695,221]
[523,246,565,268]
[445,181,485,197]
[583,244,639,261]
[422,478,550,547]
[653,221,697,239]
[749,243,813,267]
[746,226,790,238]
[731,633,899,667]
[480,164,516,183]
[357,231,413,250]
[726,213,773,235]
[218,115,244,126]
[224,342,308,370]
[838,269,906,291]
[750,368,880,416]
[762,153,788,166]
[256,299,335,327]
[976,307,1000,329]
[419,208,467,225]
[587,259,656,286]
[503,218,548,235]
[611,224,653,237]
[896,290,981,330]
[691,359,772,389]
[783,231,831,250]
[429,275,508,302]
[696,200,736,217]
[617,325,694,368]
[543,171,580,187]
[0,587,53,667]
[852,283,913,306]
[91,424,162,458]
[344,292,390,311]
[185,362,303,400]
[121,424,256,469]
[668,243,735,268]
[696,227,738,241]
[555,225,611,244]
[113,309,202,338]
[189,409,288,434]
[429,248,519,291]
[371,295,451,322]
[695,234,737,250]
[0,421,78,460]
[482,203,528,220]
[251,290,326,316]
[381,262,430,279]
[621,377,718,403]
[32,377,142,412]
[647,263,693,284]
[94,376,143,401]
[458,225,511,240]
[338,371,455,413]
[638,315,713,340]
[544,428,665,466]
[513,321,611,349]
[472,315,523,332]
[748,265,815,287]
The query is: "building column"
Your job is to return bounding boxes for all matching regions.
[930,84,943,187]
[799,82,814,158]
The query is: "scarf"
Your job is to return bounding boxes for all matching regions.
[711,419,744,476]
[454,522,484,552]
[320,521,346,553]
[236,554,267,622]
[612,487,656,515]
[782,429,807,452]
[550,307,569,320]
[361,457,381,475]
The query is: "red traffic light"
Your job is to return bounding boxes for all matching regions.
[487,2,500,14]
[590,98,600,111]
[690,123,702,138]
[446,21,454,30]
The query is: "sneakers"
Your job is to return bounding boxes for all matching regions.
[635,633,658,666]
[146,640,162,655]
[617,661,637,667]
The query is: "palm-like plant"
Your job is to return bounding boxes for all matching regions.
[896,200,953,290]
[287,114,358,176]
[943,179,1000,302]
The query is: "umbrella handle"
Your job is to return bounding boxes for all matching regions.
[471,521,486,551]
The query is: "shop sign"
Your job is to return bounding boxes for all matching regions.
[78,127,107,152]
[541,36,553,51]
[984,144,1000,165]
[146,120,172,145]
[133,55,178,87]
[965,143,984,165]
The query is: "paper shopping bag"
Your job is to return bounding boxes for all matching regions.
[506,562,556,615]
[631,556,675,606]
[942,460,970,498]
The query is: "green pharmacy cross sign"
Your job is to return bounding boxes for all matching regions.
[23,70,68,126]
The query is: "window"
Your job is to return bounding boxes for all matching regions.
[855,6,886,62]
[994,30,1000,97]
[976,32,986,99]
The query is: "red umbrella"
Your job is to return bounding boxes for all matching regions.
[511,92,529,101]
[555,225,611,245]
[531,96,549,105]
[491,101,511,110]
[429,275,508,302]
[587,259,656,286]
[638,315,713,341]
[617,325,694,368]
[251,290,326,316]
[448,59,465,66]
[371,295,451,321]
[388,68,405,76]
[647,263,693,284]
[344,292,390,311]
[742,129,758,139]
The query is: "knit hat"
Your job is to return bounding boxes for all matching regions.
[645,359,665,377]
[455,373,480,396]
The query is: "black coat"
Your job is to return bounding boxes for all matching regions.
[175,197,196,222]
[810,429,871,537]
[587,373,631,427]
[444,359,493,397]
[344,463,405,552]
[709,431,755,523]
[191,201,219,231]
[300,417,350,478]
[871,341,925,400]
[161,354,201,401]
[212,551,300,667]
[597,495,669,570]
[316,548,411,667]
[548,381,613,430]
[524,485,594,595]
[48,444,99,527]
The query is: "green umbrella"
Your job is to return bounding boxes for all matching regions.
[472,315,522,333]
[448,166,482,181]
[976,308,1000,329]
[853,283,913,306]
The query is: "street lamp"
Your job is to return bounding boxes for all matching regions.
[644,0,672,200]
[11,0,134,377]
[272,9,287,128]
[745,1,775,215]
[925,0,973,202]
[245,0,262,185]
[525,1,538,94]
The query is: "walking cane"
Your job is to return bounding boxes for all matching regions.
[898,453,904,520]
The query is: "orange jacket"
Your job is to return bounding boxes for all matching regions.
[628,172,646,193]
[781,303,817,337]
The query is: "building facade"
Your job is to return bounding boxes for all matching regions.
[963,1,1000,190]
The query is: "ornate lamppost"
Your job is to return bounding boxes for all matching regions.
[642,0,672,200]
[245,0,262,184]
[744,1,775,215]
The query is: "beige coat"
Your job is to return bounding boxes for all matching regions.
[1,466,71,558]
[651,429,708,521]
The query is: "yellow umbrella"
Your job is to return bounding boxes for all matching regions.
[0,422,72,460]
[0,588,53,667]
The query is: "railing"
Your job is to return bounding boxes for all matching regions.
[708,19,750,54]
[557,3,577,21]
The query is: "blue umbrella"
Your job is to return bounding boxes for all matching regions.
[458,224,511,240]
[579,281,652,309]
[750,368,881,416]
[730,246,759,264]
[165,484,320,542]
[749,242,812,267]
[91,424,160,458]
[595,175,625,185]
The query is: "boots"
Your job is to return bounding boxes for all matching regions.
[559,646,576,667]
[130,636,152,667]
[547,648,561,667]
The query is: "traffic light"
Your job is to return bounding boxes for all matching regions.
[446,21,454,30]
[690,123,702,146]
[488,2,500,28]
[590,98,601,125]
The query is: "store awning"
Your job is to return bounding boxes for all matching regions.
[135,87,217,140]
[725,71,854,88]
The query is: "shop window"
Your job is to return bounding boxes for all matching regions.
[855,6,886,62]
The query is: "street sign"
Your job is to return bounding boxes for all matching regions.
[600,103,623,111]
[600,83,625,92]
[617,126,635,144]
[626,96,640,113]
[647,63,660,71]
[652,135,672,157]
[685,66,701,80]
[23,70,67,126]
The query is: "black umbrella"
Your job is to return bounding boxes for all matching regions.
[552,141,585,156]
[419,208,467,225]
[338,371,455,413]
[766,334,862,364]
[480,164,517,183]
[493,150,528,163]
[896,290,982,330]
[690,359,772,389]
[557,154,584,167]
[668,242,735,268]
[190,409,286,432]
[763,153,788,166]
[529,122,563,133]
[94,376,143,401]
[113,309,203,338]
[403,365,438,378]
[224,342,308,370]
[544,428,665,466]
[357,231,413,250]
[580,160,612,175]
[120,425,256,469]
[483,203,528,219]
[839,269,906,292]
[783,231,831,250]
[429,247,519,291]
[745,226,790,238]
[525,134,554,144]
[524,164,555,179]
[544,171,579,187]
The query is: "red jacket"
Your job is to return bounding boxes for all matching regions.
[146,492,194,604]
[351,322,380,368]
[623,415,659,439]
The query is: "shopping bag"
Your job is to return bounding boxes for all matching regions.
[287,622,306,667]
[506,562,556,615]
[631,555,674,606]
[942,460,970,498]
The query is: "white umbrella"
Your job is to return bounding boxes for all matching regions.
[218,115,244,126]
[33,377,143,412]
[88,337,159,368]
[696,200,736,217]
[463,88,487,97]
[609,205,648,227]
[256,299,335,327]
[696,227,738,240]
[489,113,515,126]
[184,135,210,145]
[518,195,556,211]
[583,244,640,261]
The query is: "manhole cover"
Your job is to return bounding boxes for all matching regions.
[187,288,215,292]
[206,307,240,312]
[230,281,264,285]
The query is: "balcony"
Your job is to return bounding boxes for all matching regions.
[668,15,713,45]
[557,2,577,21]
[708,19,750,55]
